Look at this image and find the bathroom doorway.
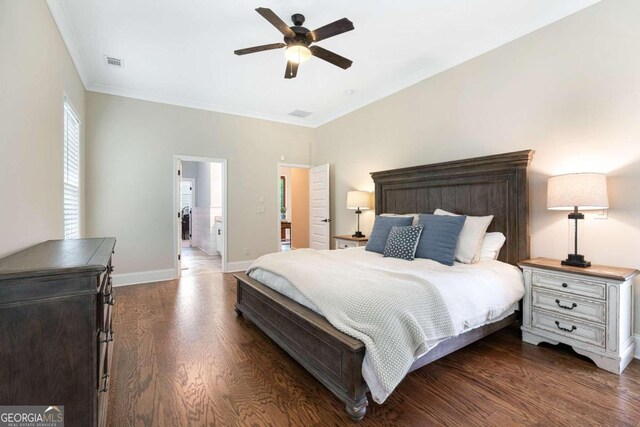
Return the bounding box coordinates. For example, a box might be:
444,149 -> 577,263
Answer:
174,155 -> 227,277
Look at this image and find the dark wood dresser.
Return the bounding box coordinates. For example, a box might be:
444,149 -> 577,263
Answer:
0,238 -> 116,427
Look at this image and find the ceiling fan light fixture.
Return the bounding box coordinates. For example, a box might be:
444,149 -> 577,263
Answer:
285,44 -> 312,64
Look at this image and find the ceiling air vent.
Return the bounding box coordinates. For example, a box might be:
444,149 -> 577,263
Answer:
288,110 -> 312,118
104,56 -> 124,68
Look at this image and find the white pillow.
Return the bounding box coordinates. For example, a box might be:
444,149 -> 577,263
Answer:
434,209 -> 493,264
380,213 -> 419,226
479,232 -> 506,261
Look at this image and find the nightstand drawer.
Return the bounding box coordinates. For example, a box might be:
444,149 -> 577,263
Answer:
532,272 -> 606,300
334,236 -> 368,249
532,288 -> 606,324
532,309 -> 605,348
337,241 -> 358,249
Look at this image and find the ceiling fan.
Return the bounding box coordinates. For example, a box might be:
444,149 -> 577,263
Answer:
234,8 -> 354,79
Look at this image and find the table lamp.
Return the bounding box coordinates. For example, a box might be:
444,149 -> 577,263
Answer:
547,173 -> 608,267
347,191 -> 371,238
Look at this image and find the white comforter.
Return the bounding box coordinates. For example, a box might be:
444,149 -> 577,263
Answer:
248,247 -> 524,402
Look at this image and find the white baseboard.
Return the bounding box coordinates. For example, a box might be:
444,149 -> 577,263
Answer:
112,269 -> 175,287
225,260 -> 255,272
635,335 -> 640,359
112,260 -> 254,285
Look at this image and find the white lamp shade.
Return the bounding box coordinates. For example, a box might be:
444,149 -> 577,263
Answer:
347,191 -> 371,210
547,173 -> 609,210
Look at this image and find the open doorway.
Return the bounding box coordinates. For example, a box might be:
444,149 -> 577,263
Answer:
278,164 -> 311,251
175,156 -> 227,277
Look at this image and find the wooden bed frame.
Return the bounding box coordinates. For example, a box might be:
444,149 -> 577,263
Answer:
235,150 -> 534,421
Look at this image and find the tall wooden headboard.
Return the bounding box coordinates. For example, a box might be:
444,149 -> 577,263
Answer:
370,150 -> 534,266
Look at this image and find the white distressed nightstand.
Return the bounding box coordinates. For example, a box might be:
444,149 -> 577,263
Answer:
334,235 -> 368,249
520,257 -> 638,374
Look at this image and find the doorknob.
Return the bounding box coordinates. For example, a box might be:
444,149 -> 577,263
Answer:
321,218 -> 331,223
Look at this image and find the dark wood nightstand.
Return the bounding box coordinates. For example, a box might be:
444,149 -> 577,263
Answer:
519,257 -> 638,374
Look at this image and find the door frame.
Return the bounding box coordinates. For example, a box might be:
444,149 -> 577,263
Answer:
277,163 -> 311,251
180,177 -> 196,247
174,155 -> 228,276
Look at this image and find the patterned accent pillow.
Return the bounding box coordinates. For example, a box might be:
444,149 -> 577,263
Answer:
383,225 -> 424,261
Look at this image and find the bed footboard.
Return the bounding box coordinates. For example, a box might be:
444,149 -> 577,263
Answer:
234,273 -> 369,421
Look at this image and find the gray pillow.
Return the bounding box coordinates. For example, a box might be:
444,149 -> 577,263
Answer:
365,215 -> 414,254
383,225 -> 424,261
415,214 -> 466,266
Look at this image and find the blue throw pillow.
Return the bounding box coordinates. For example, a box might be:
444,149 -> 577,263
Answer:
415,214 -> 466,266
383,225 -> 424,261
366,216 -> 414,254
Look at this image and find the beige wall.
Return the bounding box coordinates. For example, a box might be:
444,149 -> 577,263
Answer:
4,0 -> 640,333
313,0 -> 640,329
291,168 -> 310,249
0,0 -> 86,258
85,92 -> 313,274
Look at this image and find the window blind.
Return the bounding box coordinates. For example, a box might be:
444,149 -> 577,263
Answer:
63,99 -> 81,239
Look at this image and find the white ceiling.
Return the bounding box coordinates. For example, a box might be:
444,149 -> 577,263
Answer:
47,0 -> 600,127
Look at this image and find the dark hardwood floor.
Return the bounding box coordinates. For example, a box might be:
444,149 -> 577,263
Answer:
108,273 -> 640,426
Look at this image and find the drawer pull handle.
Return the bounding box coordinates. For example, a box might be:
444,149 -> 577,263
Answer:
555,321 -> 577,333
100,332 -> 114,343
555,299 -> 577,310
99,377 -> 109,393
102,293 -> 115,305
561,283 -> 568,288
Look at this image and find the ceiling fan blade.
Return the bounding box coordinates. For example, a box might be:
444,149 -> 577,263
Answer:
255,7 -> 296,38
307,18 -> 354,42
234,43 -> 285,55
284,61 -> 299,79
310,46 -> 352,70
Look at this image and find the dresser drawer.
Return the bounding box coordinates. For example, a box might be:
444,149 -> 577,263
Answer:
532,288 -> 606,324
532,309 -> 605,348
532,272 -> 606,300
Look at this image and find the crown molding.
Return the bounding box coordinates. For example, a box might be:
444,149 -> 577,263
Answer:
46,0 -> 90,89
87,83 -> 315,128
45,0 -> 509,129
47,0 -> 601,129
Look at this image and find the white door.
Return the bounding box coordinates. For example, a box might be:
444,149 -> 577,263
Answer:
310,164 -> 330,250
176,160 -> 183,278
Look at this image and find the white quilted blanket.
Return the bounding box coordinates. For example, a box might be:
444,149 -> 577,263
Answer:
247,249 -> 456,403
